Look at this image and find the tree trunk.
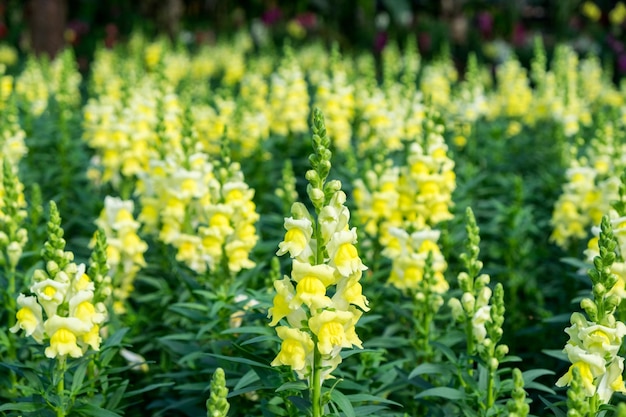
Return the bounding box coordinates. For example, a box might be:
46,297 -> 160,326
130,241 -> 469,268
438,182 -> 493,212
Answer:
26,0 -> 67,59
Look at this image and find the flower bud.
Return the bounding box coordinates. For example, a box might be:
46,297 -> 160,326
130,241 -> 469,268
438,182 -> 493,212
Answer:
457,272 -> 469,289
477,286 -> 492,307
593,283 -> 606,298
448,298 -> 464,321
496,344 -> 509,358
16,228 -> 28,244
488,357 -> 499,371
307,186 -> 325,205
430,294 -> 444,312
476,273 -> 490,288
56,270 -> 70,283
0,231 -> 8,246
580,298 -> 597,319
33,269 -> 48,282
461,292 -> 475,313
325,180 -> 342,193
7,241 -> 22,268
305,169 -> 318,183
47,260 -> 59,276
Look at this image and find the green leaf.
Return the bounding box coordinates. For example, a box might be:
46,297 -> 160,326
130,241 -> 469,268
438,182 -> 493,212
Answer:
0,403 -> 46,412
542,349 -> 567,362
276,381 -> 308,392
221,326 -> 274,335
71,361 -> 89,396
415,387 -> 466,400
124,382 -> 174,398
408,363 -> 453,379
522,368 -> 555,383
105,380 -> 129,410
330,389 -> 356,417
234,369 -> 260,391
345,393 -> 402,407
74,402 -> 123,417
202,353 -> 272,369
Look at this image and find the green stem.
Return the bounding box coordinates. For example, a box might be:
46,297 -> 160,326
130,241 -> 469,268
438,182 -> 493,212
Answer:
311,346 -> 322,417
56,357 -> 67,417
7,266 -> 16,329
486,368 -> 495,411
465,318 -> 475,376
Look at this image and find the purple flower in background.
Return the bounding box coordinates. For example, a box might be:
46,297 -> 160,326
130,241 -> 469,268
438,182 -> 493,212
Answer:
618,53 -> 626,73
374,31 -> 388,54
295,12 -> 317,30
262,6 -> 282,26
418,32 -> 431,53
512,22 -> 526,47
477,11 -> 493,38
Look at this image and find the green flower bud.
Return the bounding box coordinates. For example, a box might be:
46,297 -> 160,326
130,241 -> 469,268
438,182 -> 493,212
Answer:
477,286 -> 492,307
207,367 -> 230,417
47,260 -> 59,276
495,344 -> 509,358
448,298 -> 464,321
488,357 -> 499,371
580,298 -> 597,320
307,185 -> 325,206
461,292 -> 475,313
6,241 -> 21,268
33,269 -> 48,282
475,273 -> 490,288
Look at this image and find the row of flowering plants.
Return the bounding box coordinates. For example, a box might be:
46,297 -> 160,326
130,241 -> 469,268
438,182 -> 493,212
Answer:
2,31 -> 626,416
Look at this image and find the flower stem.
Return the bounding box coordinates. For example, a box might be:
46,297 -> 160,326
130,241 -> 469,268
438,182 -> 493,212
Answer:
486,368 -> 495,410
311,346 -> 322,417
56,357 -> 67,417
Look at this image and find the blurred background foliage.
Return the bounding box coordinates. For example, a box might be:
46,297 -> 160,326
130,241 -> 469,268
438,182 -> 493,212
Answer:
2,0 -> 626,81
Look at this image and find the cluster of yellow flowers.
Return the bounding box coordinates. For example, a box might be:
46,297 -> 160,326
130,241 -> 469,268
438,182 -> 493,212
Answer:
312,52 -> 354,151
94,196 -> 148,314
137,150 -> 259,276
0,74 -> 27,164
11,202 -> 108,359
269,109 -> 368,385
354,111 -> 455,293
550,124 -> 624,249
268,49 -> 310,137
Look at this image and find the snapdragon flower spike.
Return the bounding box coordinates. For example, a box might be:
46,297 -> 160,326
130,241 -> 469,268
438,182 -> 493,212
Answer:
556,216 -> 626,406
94,196 -> 146,313
269,108 -> 369,388
0,158 -> 28,270
10,201 -> 108,359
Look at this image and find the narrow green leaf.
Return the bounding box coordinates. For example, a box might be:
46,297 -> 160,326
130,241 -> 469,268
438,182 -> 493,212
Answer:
330,389 -> 356,417
345,393 -> 402,407
276,381 -> 308,392
202,353 -> 272,369
0,403 -> 45,412
415,387 -> 466,400
71,361 -> 89,396
234,369 -> 260,391
522,368 -> 555,383
105,380 -> 129,410
74,402 -> 123,417
408,363 -> 452,379
124,382 -> 174,398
